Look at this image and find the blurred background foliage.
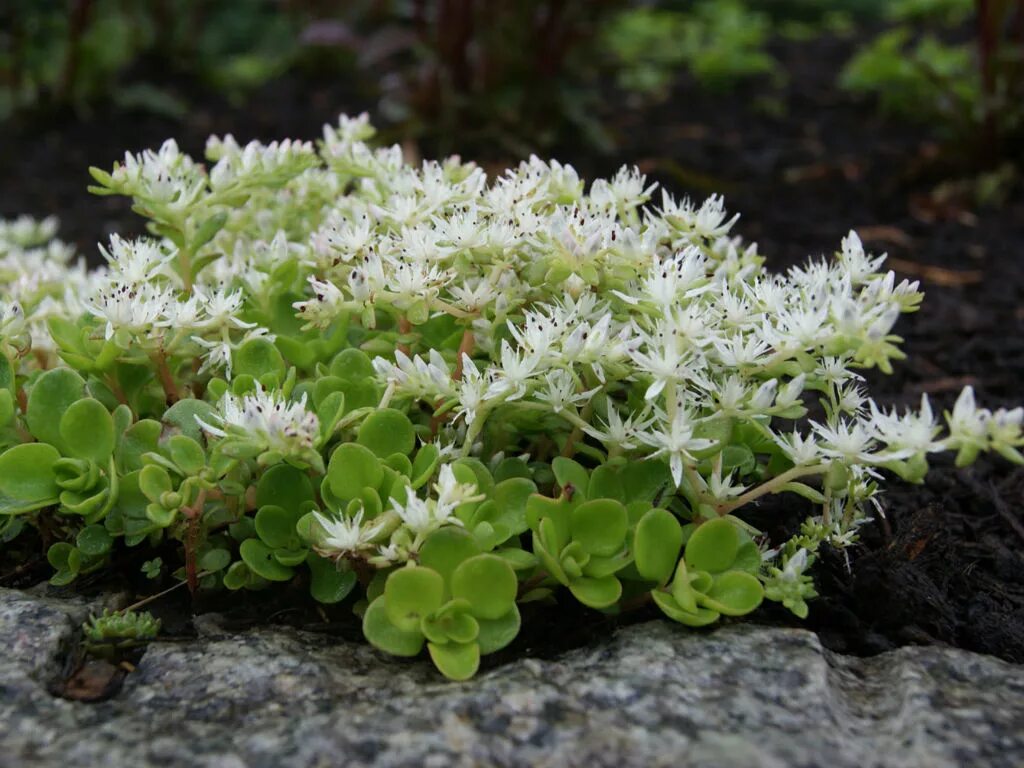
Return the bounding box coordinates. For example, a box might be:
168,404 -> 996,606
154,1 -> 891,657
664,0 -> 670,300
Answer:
0,0 -> 1021,167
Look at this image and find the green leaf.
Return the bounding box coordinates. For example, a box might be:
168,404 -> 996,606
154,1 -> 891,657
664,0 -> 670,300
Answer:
0,390 -> 14,427
327,443 -> 383,500
588,465 -> 624,502
525,494 -> 571,544
428,641 -> 480,681
26,368 -> 86,452
254,505 -> 300,550
633,508 -> 683,584
167,435 -> 206,476
47,542 -> 82,585
670,558 -> 712,614
552,456 -> 589,500
307,553 -> 357,604
410,443 -> 441,489
451,458 -> 495,499
162,399 -> 217,443
620,460 -> 672,504
651,590 -> 721,627
239,538 -> 295,581
418,526 -> 481,587
330,348 -> 376,382
138,465 -> 173,503
255,463 -> 315,510
568,575 -> 622,609
570,499 -> 628,556
385,566 -> 445,632
357,409 -> 415,458
684,517 -> 740,573
732,541 -> 762,574
363,597 -> 425,657
222,561 -> 251,590
233,337 -> 286,383
698,571 -> 764,616
384,452 -> 413,477
0,443 -> 61,511
450,554 -> 518,620
193,211 -> 228,251
491,477 -> 536,539
476,605 -> 521,654
76,524 -> 113,556
493,457 -> 531,482
198,548 -> 231,572
118,420 -> 161,472
421,600 -> 479,644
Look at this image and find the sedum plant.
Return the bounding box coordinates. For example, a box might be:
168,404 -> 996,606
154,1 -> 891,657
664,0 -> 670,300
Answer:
0,114 -> 1021,679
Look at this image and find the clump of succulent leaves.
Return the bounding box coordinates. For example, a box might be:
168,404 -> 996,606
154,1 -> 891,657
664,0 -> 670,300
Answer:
0,115 -> 1021,680
81,609 -> 161,661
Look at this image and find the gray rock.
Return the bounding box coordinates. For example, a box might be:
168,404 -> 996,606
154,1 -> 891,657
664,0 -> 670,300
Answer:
1,586 -> 1022,768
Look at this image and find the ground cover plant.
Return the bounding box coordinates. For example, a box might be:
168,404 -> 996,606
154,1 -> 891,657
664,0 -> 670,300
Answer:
0,114 -> 1021,680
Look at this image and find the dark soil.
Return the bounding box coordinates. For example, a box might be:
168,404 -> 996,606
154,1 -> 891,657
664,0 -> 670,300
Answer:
2,28 -> 1023,665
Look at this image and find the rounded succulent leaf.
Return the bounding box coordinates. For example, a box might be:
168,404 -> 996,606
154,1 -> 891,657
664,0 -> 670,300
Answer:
59,398 -> 115,464
254,505 -> 300,550
307,553 -> 357,604
233,337 -> 286,382
357,409 -> 415,458
197,548 -> 231,572
568,575 -> 622,609
476,605 -> 522,655
327,443 -> 383,500
162,399 -> 217,443
587,465 -> 624,502
684,517 -> 740,573
26,368 -> 85,452
254,463 -> 315,510
76,524 -> 113,556
427,641 -> 480,681
651,590 -> 721,627
385,566 -> 445,632
167,435 -> 206,476
239,538 -> 295,582
363,596 -> 425,656
698,571 -> 765,616
419,527 -> 481,587
491,477 -> 536,539
0,443 -> 61,509
570,499 -> 628,557
552,456 -> 589,500
410,443 -> 441,489
138,465 -> 173,504
450,554 -> 518,620
421,601 -> 480,645
633,508 -> 683,584
330,348 -> 376,382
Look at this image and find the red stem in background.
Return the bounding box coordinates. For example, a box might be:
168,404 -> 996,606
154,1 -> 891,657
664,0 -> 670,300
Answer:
975,0 -> 999,159
59,0 -> 96,103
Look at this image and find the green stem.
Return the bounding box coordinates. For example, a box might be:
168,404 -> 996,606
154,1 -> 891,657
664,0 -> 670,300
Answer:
716,464 -> 827,515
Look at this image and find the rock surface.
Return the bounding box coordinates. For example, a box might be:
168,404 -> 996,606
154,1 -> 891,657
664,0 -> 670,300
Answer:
1,587 -> 1023,768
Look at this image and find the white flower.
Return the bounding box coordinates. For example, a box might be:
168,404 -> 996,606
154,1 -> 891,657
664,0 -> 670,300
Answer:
87,281 -> 174,340
534,369 -> 599,414
639,409 -> 715,486
313,510 -> 387,555
868,395 -> 942,458
487,340 -> 543,401
391,483 -> 464,537
433,464 -> 482,514
776,431 -> 821,466
583,407 -> 652,451
196,385 -> 320,457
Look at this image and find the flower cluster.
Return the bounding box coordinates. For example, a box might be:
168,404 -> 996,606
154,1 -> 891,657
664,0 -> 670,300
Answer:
0,114 -> 1018,680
